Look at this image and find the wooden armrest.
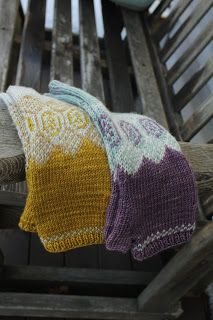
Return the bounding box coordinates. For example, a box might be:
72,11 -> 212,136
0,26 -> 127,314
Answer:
0,97 -> 213,194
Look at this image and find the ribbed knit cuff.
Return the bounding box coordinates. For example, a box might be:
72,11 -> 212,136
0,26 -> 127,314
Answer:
38,227 -> 104,253
131,223 -> 196,261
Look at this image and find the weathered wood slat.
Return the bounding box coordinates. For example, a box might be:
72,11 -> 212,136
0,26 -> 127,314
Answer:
45,0 -> 73,269
0,0 -> 19,91
160,0 -> 212,62
29,234 -> 64,267
79,0 -> 105,102
138,222 -> 213,313
1,264 -> 157,287
192,269 -> 213,296
167,21 -> 213,85
50,0 -> 73,85
0,206 -> 21,229
0,229 -> 29,265
151,0 -> 172,17
16,0 -> 46,89
151,0 -> 193,41
180,142 -> 213,175
181,95 -> 213,141
123,9 -> 168,128
174,57 -> 213,111
0,95 -> 25,190
12,0 -> 47,267
102,0 -> 134,112
1,127 -> 212,193
0,292 -> 170,319
180,143 -> 213,219
0,0 -> 46,186
202,193 -> 213,218
3,0 -> 45,193
0,191 -> 26,207
143,16 -> 183,139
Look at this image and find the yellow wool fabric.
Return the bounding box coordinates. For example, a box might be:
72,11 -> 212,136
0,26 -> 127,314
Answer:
4,87 -> 111,252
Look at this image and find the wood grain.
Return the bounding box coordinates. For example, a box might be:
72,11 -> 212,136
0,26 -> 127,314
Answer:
167,21 -> 213,85
160,0 -> 212,62
138,222 -> 213,312
1,264 -> 157,287
0,292 -> 170,319
50,0 -> 73,85
151,0 -> 193,41
79,0 -> 105,103
123,9 -> 168,128
16,0 -> 46,89
102,0 -> 134,112
0,0 -> 19,91
1,94 -> 213,191
174,57 -> 213,111
181,95 -> 213,141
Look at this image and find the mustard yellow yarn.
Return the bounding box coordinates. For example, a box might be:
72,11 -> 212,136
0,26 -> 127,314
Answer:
4,88 -> 111,253
20,140 -> 110,252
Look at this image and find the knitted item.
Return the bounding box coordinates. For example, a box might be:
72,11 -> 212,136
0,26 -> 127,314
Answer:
49,80 -> 198,261
0,86 -> 111,252
110,0 -> 154,11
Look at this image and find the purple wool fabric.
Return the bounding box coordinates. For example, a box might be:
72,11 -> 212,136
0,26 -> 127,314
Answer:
105,147 -> 197,260
48,80 -> 198,261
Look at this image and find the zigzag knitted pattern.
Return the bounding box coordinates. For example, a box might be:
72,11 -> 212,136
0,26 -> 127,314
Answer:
1,86 -> 111,252
49,80 -> 198,261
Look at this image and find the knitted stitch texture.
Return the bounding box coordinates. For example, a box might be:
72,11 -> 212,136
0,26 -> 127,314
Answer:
49,80 -> 198,261
0,86 -> 111,252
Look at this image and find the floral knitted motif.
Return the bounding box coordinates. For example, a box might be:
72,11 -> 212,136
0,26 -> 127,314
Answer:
1,82 -> 198,261
0,86 -> 111,252
49,80 -> 198,260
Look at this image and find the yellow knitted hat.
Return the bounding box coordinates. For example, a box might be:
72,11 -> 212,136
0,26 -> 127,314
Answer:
2,86 -> 111,252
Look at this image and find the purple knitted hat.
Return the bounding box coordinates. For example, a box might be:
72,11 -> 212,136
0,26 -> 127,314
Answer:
48,80 -> 198,261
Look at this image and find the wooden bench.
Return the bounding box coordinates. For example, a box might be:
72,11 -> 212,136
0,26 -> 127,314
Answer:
0,0 -> 212,318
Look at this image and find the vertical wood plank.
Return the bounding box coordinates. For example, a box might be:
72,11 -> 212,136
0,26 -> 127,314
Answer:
0,0 -> 19,91
51,0 -> 73,85
65,246 -> 100,269
79,0 -> 105,102
27,0 -> 64,268
64,0 -> 102,269
14,0 -> 64,267
64,0 -> 104,269
16,0 -> 46,89
123,9 -> 168,128
0,229 -> 29,265
102,0 -> 134,112
143,15 -> 183,139
30,234 -> 64,267
0,0 -> 46,267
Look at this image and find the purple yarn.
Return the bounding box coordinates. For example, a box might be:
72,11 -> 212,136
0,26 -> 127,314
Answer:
48,80 -> 198,261
105,147 -> 197,261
